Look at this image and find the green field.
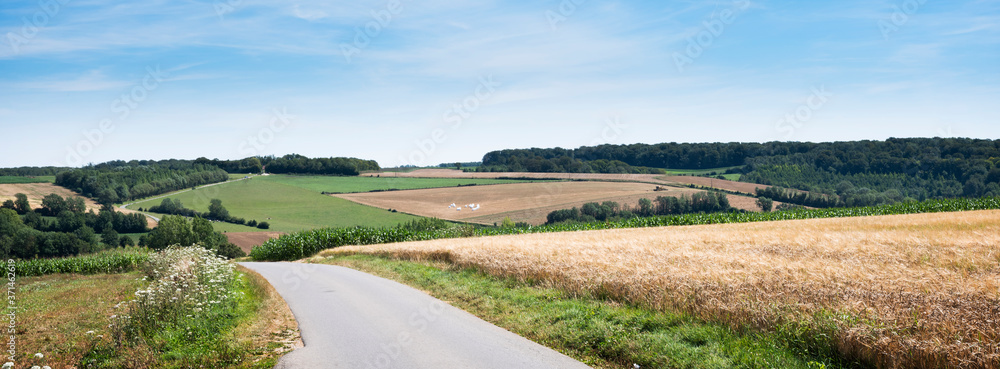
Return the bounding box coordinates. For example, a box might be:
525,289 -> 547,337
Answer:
266,175 -> 532,193
0,175 -> 52,184
127,176 -> 427,232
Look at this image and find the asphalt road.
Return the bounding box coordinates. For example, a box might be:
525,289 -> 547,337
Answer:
241,262 -> 592,369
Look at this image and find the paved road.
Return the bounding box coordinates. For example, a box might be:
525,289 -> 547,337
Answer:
241,262 -> 592,369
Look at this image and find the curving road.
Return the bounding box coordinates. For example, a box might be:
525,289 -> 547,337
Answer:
240,262 -> 592,369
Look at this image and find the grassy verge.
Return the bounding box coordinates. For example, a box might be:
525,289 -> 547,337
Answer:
313,254 -> 839,369
13,272 -> 148,368
81,247 -> 297,368
13,247 -> 298,368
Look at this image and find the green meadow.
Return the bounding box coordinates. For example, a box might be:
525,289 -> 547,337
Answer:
128,176 -> 422,232
125,175 -> 531,233
0,175 -> 53,184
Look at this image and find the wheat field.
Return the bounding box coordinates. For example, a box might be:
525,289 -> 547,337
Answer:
325,210 -> 1000,368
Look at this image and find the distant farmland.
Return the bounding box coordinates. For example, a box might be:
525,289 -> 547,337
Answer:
335,181 -> 766,225
270,175 -> 536,193
124,175 -> 533,232
0,175 -> 51,184
330,209 -> 1000,369
364,168 -> 766,195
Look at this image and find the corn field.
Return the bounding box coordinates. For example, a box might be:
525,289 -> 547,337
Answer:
3,248 -> 151,276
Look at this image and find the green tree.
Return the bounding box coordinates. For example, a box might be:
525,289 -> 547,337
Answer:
67,197 -> 87,213
757,197 -> 774,212
14,193 -> 30,214
256,221 -> 270,230
147,215 -> 195,250
41,193 -> 67,216
208,199 -> 230,221
637,198 -> 654,216
101,227 -> 120,247
0,208 -> 24,237
0,200 -> 14,211
119,236 -> 135,247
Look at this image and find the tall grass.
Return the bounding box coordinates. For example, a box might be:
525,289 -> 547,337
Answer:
251,196 -> 1000,261
2,248 -> 151,276
84,246 -> 248,368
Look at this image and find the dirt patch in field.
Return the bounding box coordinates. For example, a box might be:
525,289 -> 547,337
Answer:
659,175 -> 770,194
336,181 -> 764,225
0,183 -> 103,212
226,232 -> 286,254
365,169 -> 781,196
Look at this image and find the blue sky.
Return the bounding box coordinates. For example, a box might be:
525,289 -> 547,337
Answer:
1,0 -> 998,168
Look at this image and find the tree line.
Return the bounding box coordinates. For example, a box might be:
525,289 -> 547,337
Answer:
481,138 -> 1000,203
546,192 -> 733,224
145,198 -> 269,229
257,154 -> 380,176
55,161 -> 229,205
0,193 -> 150,259
140,215 -> 245,259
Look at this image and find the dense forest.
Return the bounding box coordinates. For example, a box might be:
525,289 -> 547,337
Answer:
0,193 -> 148,259
258,154 -> 380,175
55,161 -> 230,205
481,138 -> 1000,203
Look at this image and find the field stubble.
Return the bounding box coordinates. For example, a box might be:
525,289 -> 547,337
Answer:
328,210 -> 1000,368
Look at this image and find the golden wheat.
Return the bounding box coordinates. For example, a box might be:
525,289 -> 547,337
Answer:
325,210 -> 1000,368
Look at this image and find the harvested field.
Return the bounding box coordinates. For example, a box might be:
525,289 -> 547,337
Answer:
366,169 -> 779,196
226,232 -> 286,254
0,182 -> 155,227
327,210 -> 1000,368
660,175 -> 769,194
335,181 -> 764,225
0,182 -> 103,212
